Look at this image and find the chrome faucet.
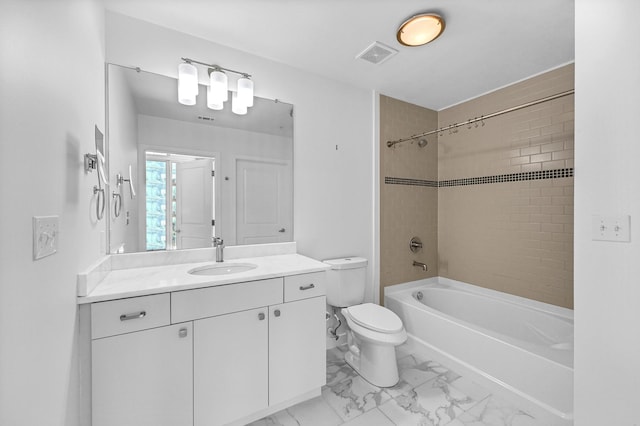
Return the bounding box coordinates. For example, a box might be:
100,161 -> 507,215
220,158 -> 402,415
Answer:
212,237 -> 224,262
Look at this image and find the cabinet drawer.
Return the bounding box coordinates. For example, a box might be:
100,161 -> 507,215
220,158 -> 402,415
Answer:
91,294 -> 170,339
284,272 -> 326,302
172,278 -> 283,323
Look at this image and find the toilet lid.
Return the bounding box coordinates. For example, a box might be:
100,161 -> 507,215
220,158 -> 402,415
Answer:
346,303 -> 403,334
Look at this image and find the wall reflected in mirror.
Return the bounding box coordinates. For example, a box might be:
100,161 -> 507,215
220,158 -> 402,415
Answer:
107,64 -> 293,254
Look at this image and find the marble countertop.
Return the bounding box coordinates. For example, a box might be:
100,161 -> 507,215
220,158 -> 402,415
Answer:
78,253 -> 329,304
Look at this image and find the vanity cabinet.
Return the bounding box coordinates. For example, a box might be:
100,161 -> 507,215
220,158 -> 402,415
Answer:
194,307 -> 269,426
269,295 -> 326,405
88,271 -> 326,426
92,322 -> 193,426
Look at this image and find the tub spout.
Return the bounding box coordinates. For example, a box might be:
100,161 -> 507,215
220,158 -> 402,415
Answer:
413,261 -> 428,272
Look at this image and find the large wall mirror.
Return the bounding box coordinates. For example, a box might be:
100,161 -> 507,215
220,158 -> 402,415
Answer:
106,64 -> 294,254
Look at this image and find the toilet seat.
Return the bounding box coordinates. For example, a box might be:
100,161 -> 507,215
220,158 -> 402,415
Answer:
344,303 -> 403,334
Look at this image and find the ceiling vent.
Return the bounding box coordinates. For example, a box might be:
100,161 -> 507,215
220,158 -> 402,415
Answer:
355,41 -> 398,65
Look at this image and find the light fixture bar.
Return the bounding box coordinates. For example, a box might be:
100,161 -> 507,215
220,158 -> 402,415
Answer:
181,57 -> 251,78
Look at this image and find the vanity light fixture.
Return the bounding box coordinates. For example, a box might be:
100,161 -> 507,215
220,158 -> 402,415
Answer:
206,85 -> 224,110
231,91 -> 247,115
177,61 -> 198,105
208,67 -> 228,105
396,13 -> 445,47
237,75 -> 254,107
178,57 -> 254,115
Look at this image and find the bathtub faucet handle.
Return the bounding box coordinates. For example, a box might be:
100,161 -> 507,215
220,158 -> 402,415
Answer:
413,261 -> 428,272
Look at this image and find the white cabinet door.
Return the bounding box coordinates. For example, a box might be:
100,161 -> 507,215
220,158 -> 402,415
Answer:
92,323 -> 193,426
269,296 -> 326,406
194,307 -> 269,426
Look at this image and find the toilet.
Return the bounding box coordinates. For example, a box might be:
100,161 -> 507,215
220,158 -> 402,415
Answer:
324,257 -> 407,387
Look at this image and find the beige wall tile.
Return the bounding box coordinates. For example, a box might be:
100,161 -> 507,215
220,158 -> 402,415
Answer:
380,65 -> 574,309
380,96 -> 439,302
438,65 -> 574,308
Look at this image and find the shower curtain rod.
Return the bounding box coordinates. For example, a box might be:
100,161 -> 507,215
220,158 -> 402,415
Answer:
386,89 -> 575,148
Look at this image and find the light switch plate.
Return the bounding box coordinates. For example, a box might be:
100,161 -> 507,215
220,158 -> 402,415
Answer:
592,215 -> 631,242
33,216 -> 59,260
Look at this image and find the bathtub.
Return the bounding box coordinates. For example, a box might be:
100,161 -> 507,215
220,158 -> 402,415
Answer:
385,277 -> 573,425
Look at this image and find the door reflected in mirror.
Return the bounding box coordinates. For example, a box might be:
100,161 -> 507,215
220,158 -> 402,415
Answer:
145,152 -> 216,251
107,64 -> 293,254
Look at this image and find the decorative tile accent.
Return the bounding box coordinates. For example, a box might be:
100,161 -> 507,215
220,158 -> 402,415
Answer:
385,177 -> 439,187
438,168 -> 574,188
385,168 -> 573,189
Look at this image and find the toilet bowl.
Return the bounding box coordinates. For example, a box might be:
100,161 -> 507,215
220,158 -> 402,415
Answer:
323,257 -> 407,387
341,303 -> 407,387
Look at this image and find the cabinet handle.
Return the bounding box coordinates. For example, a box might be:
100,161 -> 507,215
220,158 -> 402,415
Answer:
299,283 -> 315,291
274,309 -> 281,317
178,327 -> 188,338
258,312 -> 265,321
119,311 -> 146,321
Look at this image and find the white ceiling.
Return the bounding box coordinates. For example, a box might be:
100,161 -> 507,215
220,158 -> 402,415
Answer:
104,0 -> 574,111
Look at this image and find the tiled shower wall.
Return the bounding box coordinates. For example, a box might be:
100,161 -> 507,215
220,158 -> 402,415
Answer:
380,64 -> 574,308
380,95 -> 439,303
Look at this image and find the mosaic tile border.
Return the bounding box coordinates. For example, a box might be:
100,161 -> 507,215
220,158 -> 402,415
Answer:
384,177 -> 438,187
385,168 -> 573,188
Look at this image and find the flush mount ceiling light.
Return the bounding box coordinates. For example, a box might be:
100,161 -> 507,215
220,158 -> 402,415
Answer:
177,57 -> 254,115
397,13 -> 445,47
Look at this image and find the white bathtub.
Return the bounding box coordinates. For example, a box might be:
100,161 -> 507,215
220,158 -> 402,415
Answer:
385,277 -> 573,425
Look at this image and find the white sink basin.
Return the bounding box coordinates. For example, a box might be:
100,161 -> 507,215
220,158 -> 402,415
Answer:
188,263 -> 257,276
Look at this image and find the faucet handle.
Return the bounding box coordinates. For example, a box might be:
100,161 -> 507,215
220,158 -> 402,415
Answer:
212,237 -> 224,247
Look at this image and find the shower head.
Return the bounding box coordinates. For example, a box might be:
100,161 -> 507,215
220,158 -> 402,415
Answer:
417,138 -> 428,148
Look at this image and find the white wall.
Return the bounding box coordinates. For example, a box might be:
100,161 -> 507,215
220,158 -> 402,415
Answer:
0,1 -> 105,426
574,1 -> 640,424
105,12 -> 377,300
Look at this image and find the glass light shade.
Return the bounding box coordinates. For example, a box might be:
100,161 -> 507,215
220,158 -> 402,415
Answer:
206,86 -> 224,110
397,14 -> 445,47
237,77 -> 254,107
178,62 -> 198,105
232,92 -> 247,115
178,85 -> 197,105
209,69 -> 228,105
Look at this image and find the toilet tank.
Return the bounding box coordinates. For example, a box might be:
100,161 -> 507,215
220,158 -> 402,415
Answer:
323,257 -> 368,307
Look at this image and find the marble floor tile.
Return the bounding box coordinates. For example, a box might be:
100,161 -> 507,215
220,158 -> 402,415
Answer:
247,395 -> 342,426
395,342 -> 414,360
322,373 -> 391,422
386,354 -> 451,399
379,374 -> 488,426
325,348 -> 355,387
254,348 -> 555,426
247,409 -> 301,426
341,408 -> 395,426
445,395 -> 549,426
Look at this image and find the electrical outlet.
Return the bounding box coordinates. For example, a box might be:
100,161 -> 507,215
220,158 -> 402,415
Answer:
33,216 -> 59,260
